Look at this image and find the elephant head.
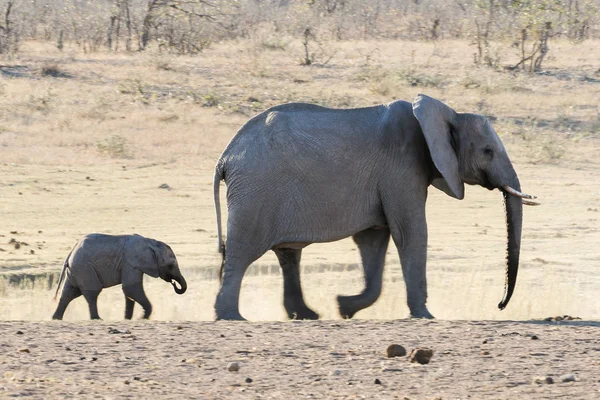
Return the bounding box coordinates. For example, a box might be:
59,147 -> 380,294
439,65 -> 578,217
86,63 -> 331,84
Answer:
130,237 -> 187,295
413,94 -> 538,310
154,241 -> 187,295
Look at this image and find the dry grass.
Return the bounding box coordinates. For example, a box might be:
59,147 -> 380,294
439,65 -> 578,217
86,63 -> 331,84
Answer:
0,39 -> 599,321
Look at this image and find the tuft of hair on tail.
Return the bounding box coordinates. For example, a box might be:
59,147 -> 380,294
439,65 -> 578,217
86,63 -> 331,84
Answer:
219,243 -> 226,282
214,162 -> 226,282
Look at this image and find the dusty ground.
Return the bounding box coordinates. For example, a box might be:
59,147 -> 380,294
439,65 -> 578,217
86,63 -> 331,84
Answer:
0,39 -> 599,398
1,320 -> 599,399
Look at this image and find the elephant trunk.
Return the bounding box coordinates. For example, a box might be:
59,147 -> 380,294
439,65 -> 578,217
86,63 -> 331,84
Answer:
171,274 -> 187,295
497,178 -> 523,310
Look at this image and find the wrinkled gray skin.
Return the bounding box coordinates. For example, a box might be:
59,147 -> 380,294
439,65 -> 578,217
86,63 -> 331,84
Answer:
52,234 -> 187,320
213,94 -> 530,321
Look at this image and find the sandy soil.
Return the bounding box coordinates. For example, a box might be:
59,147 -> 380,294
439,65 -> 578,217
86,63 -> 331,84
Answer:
1,319 -> 599,399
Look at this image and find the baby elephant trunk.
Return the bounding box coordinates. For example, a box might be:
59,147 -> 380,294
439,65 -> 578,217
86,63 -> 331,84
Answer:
171,274 -> 187,294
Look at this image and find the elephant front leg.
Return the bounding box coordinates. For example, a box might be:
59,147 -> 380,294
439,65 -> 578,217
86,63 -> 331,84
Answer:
392,214 -> 434,319
274,248 -> 319,320
122,283 -> 152,319
124,296 -> 135,319
337,227 -> 390,319
82,290 -> 102,320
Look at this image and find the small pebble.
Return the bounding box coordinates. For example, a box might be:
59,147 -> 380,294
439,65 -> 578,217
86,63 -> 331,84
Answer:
374,378 -> 382,385
16,331 -> 23,335
245,377 -> 252,383
18,348 -> 30,353
532,376 -> 554,385
331,369 -> 342,376
560,374 -> 576,382
227,362 -> 240,372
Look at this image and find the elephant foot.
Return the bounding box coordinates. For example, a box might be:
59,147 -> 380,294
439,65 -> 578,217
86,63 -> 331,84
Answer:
51,315 -> 63,320
337,295 -> 360,319
286,307 -> 319,320
409,308 -> 435,319
215,310 -> 247,321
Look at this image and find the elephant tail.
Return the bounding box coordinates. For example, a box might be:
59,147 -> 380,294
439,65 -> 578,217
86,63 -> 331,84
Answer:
53,248 -> 73,301
214,163 -> 226,281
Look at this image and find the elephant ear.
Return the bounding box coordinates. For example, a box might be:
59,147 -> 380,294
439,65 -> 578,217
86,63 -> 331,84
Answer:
125,236 -> 160,278
412,94 -> 465,200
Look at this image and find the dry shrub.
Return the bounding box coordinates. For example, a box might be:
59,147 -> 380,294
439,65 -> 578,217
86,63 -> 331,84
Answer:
96,135 -> 130,159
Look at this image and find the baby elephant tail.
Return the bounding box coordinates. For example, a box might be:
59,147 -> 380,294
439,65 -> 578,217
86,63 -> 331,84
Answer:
53,248 -> 73,301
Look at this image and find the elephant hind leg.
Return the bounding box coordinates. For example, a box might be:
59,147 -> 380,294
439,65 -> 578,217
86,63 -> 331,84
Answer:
274,248 -> 319,320
337,227 -> 390,319
214,257 -> 251,321
215,240 -> 271,320
52,280 -> 82,320
82,290 -> 102,320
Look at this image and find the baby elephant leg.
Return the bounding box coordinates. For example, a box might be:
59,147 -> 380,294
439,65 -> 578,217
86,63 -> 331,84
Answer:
122,283 -> 152,319
52,280 -> 82,320
124,296 -> 135,320
82,290 -> 102,320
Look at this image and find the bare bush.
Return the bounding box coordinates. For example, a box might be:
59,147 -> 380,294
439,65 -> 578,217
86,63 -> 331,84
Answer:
0,0 -> 19,54
0,0 -> 599,65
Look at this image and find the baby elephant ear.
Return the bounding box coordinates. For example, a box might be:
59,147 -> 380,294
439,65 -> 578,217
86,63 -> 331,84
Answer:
125,236 -> 160,278
413,94 -> 464,200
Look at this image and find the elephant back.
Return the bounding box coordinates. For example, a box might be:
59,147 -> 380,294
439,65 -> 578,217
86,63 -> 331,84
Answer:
67,234 -> 127,290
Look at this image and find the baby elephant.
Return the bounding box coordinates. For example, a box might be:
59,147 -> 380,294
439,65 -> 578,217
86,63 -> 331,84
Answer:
52,233 -> 187,320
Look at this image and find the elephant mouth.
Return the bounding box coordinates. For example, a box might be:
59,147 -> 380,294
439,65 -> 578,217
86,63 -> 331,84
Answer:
501,185 -> 540,206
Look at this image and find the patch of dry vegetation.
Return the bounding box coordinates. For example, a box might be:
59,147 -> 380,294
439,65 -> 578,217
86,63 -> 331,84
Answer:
0,38 -> 598,167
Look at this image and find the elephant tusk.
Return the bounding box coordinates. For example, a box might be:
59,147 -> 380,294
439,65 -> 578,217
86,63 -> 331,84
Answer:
522,199 -> 540,206
502,185 -> 537,200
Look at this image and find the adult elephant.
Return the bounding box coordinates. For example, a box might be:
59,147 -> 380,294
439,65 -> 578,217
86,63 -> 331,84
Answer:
213,94 -> 538,321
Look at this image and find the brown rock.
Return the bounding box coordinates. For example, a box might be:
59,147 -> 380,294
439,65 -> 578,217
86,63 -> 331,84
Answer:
409,348 -> 433,364
386,344 -> 407,358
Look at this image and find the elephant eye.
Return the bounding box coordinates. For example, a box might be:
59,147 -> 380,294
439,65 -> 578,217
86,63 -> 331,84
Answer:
483,147 -> 494,158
